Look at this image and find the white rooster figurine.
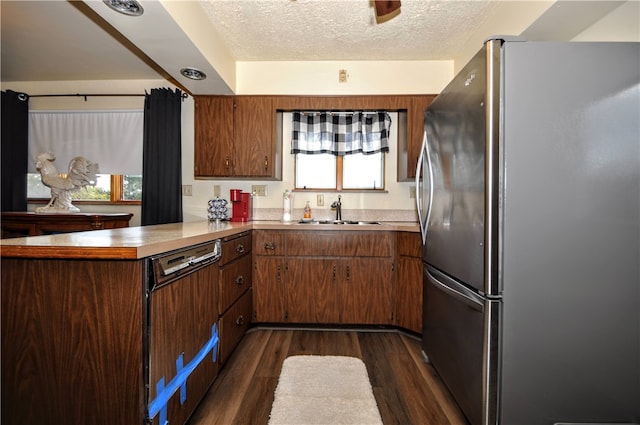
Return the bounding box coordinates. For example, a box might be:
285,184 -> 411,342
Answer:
35,152 -> 100,213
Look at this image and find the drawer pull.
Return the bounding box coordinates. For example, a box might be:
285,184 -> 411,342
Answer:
264,242 -> 277,250
236,315 -> 244,326
264,155 -> 269,170
235,275 -> 244,285
236,244 -> 245,253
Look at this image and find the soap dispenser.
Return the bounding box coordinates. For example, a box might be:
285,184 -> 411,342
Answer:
303,201 -> 312,219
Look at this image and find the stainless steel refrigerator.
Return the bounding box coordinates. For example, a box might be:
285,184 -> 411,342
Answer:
416,37 -> 640,425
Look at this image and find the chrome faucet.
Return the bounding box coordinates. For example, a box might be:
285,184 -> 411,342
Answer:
331,195 -> 342,221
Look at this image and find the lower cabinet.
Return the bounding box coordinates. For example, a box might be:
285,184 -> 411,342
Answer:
218,232 -> 252,365
395,231 -> 423,333
253,230 -> 395,325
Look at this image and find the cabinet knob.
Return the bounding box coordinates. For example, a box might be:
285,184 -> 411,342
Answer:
235,275 -> 244,285
264,242 -> 277,250
264,155 -> 269,171
225,156 -> 231,170
235,315 -> 244,326
236,244 -> 245,253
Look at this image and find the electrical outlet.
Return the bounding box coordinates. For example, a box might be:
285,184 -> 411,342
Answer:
317,194 -> 324,206
409,186 -> 416,199
213,185 -> 221,197
182,184 -> 193,196
252,185 -> 267,197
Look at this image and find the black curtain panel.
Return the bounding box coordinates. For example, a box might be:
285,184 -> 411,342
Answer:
1,90 -> 29,212
141,88 -> 183,225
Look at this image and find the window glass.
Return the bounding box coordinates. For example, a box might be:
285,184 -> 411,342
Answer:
343,152 -> 384,189
295,153 -> 336,189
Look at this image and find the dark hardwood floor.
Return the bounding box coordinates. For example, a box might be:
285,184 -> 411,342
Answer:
187,327 -> 469,425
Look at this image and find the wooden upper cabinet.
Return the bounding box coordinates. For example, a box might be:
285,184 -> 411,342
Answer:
398,95 -> 437,181
194,94 -> 434,180
234,96 -> 276,178
194,95 -> 280,179
194,96 -> 235,177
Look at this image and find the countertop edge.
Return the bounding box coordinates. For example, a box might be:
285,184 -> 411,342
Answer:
1,220 -> 419,259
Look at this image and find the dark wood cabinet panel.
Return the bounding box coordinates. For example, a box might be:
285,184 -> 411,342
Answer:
286,230 -> 394,257
396,232 -> 423,333
234,96 -> 276,177
149,264 -> 219,425
253,229 -> 285,256
194,96 -> 235,177
287,258 -> 341,323
194,96 -> 279,179
253,256 -> 287,322
404,95 -> 437,180
1,258 -> 145,425
252,230 -> 397,326
342,258 -> 394,324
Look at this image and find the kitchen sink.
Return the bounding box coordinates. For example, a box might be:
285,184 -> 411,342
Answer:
299,220 -> 381,225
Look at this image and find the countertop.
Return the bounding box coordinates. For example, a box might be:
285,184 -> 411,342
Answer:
0,220 -> 419,260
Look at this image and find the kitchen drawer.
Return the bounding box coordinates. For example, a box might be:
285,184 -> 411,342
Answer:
253,230 -> 285,256
218,288 -> 252,365
397,231 -> 421,258
219,232 -> 251,266
219,254 -> 252,315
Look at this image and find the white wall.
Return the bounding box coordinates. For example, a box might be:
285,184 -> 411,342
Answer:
572,1 -> 640,41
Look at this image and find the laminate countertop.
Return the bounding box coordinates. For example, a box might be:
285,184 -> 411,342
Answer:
0,220 -> 419,260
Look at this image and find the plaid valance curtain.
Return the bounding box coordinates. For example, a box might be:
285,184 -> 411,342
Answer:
291,111 -> 391,156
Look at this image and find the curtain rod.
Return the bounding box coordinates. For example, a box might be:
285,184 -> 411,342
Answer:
27,92 -> 189,101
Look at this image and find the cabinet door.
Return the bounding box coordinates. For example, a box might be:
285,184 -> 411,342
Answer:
396,257 -> 423,333
396,232 -> 423,333
194,96 -> 235,177
253,257 -> 287,322
400,95 -> 436,181
287,258 -> 341,323
341,258 -> 394,325
234,96 -> 275,177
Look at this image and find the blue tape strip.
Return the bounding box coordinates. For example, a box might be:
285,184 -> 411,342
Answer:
156,378 -> 167,425
176,353 -> 186,405
148,324 -> 219,420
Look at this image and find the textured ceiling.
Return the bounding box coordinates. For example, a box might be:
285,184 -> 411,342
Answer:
199,0 -> 503,61
0,0 -> 632,94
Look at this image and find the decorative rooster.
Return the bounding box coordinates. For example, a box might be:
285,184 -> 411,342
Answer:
35,152 -> 100,213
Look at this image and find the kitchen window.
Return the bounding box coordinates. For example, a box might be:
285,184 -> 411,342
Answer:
27,110 -> 143,204
291,111 -> 391,190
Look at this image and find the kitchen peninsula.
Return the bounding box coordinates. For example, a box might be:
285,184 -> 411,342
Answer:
1,220 -> 420,425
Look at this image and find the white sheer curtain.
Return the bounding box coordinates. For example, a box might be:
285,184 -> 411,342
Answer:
28,110 -> 143,174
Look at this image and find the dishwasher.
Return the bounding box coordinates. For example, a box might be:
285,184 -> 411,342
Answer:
145,239 -> 221,425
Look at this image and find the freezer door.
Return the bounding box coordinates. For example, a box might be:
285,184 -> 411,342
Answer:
422,45 -> 489,294
422,265 -> 500,425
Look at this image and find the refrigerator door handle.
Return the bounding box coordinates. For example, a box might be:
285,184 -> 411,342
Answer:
416,130 -> 434,245
427,266 -> 484,311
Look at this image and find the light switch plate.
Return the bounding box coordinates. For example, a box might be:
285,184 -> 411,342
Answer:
182,185 -> 193,196
409,186 -> 416,199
